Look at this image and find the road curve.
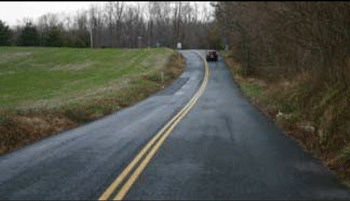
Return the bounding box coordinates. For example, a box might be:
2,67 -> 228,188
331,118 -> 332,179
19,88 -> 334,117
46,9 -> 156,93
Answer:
0,50 -> 204,200
1,50 -> 350,200
122,51 -> 350,200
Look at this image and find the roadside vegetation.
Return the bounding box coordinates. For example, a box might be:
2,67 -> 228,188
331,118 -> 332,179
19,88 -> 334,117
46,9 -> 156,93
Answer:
0,47 -> 185,154
214,2 -> 350,186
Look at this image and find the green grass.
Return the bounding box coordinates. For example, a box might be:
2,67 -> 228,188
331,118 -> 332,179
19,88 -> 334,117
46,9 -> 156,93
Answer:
240,82 -> 262,98
0,47 -> 174,110
0,47 -> 185,155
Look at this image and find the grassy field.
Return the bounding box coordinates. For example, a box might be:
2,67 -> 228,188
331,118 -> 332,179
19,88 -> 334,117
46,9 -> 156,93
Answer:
0,47 -> 185,154
0,47 -> 175,110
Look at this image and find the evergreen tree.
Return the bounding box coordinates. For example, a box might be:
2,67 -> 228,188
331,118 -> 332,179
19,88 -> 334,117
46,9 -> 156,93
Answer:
17,22 -> 39,46
0,20 -> 11,46
47,25 -> 63,47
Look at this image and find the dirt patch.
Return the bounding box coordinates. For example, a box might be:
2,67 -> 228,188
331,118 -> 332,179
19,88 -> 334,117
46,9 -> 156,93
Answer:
50,62 -> 96,71
0,52 -> 34,63
0,71 -> 15,76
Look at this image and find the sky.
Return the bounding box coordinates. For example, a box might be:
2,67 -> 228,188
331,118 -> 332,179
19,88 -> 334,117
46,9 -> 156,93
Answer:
0,2 -> 106,28
0,2 -> 213,28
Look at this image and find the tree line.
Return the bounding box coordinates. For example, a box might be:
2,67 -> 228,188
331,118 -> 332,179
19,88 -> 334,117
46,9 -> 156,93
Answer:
0,2 -> 219,49
213,2 -> 350,84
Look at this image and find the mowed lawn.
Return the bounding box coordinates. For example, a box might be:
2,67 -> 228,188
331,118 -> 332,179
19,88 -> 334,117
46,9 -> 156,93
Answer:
0,47 -> 174,111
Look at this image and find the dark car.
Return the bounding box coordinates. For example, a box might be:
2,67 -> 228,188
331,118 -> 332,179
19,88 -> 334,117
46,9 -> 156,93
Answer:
206,50 -> 218,62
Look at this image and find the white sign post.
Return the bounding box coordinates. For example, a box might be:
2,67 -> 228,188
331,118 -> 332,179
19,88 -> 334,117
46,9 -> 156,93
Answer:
177,42 -> 182,49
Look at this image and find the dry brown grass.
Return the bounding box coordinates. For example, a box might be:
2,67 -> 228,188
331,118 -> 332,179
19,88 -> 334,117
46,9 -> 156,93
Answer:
49,62 -> 97,71
223,53 -> 350,186
0,111 -> 77,154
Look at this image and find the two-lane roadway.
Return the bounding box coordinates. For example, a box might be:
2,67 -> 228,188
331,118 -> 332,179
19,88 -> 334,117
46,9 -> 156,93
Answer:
0,50 -> 349,200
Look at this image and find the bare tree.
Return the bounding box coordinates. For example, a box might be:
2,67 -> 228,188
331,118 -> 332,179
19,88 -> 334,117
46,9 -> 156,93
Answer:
104,2 -> 115,47
17,1 -> 214,49
113,1 -> 125,47
172,2 -> 181,48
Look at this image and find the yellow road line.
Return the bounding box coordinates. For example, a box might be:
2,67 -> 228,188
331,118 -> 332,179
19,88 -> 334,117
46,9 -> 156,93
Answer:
98,85 -> 200,200
98,95 -> 198,200
98,51 -> 209,200
114,93 -> 200,200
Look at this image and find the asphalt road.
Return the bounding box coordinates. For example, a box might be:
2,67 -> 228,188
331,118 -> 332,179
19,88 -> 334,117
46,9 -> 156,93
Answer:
124,51 -> 350,200
1,50 -> 350,200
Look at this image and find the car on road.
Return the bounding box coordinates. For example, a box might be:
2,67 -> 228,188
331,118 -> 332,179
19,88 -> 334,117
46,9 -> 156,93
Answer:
206,50 -> 218,62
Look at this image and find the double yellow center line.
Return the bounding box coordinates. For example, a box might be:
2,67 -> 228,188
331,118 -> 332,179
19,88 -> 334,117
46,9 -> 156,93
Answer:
98,51 -> 210,200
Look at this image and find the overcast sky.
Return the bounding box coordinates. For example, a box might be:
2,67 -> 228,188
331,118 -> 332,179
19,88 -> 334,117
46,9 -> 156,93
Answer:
0,1 -> 213,28
0,2 -> 105,28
